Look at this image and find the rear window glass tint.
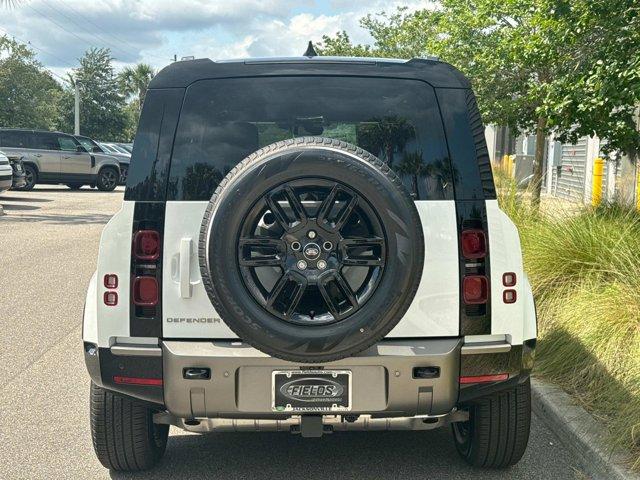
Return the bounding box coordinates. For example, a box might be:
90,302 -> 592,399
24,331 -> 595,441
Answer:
168,76 -> 453,201
0,131 -> 30,148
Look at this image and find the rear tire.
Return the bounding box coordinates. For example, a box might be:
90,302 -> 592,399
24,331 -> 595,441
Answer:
452,378 -> 531,468
96,167 -> 118,191
19,164 -> 37,190
90,382 -> 168,471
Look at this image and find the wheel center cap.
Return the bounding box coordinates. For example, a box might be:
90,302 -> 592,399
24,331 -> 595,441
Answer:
303,243 -> 321,260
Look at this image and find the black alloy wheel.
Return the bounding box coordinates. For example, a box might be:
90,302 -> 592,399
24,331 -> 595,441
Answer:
238,178 -> 386,325
97,167 -> 118,191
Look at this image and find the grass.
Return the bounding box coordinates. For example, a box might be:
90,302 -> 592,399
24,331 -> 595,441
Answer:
494,165 -> 640,468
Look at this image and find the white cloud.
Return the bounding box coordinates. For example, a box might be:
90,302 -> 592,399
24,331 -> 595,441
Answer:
0,0 -> 432,78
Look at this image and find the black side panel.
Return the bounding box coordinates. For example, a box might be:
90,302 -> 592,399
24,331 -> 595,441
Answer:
435,88 -> 496,201
125,88 -> 184,202
465,90 -> 496,199
99,348 -> 164,405
456,200 -> 492,336
129,202 -> 165,337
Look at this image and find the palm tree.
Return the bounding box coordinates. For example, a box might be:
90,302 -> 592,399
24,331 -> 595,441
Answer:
118,63 -> 155,111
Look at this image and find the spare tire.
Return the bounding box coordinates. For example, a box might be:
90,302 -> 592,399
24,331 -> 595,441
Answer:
199,137 -> 424,363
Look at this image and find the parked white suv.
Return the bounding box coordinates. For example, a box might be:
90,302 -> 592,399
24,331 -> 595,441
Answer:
0,150 -> 12,194
83,56 -> 537,472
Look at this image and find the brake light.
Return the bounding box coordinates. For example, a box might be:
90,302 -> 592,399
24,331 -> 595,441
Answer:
133,276 -> 158,306
461,229 -> 486,259
113,376 -> 163,386
133,230 -> 160,260
103,291 -> 118,306
459,373 -> 509,384
463,275 -> 488,304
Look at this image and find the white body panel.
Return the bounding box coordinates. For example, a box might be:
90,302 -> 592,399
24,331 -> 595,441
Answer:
486,200 -> 534,345
92,201 -> 134,347
161,200 -> 460,339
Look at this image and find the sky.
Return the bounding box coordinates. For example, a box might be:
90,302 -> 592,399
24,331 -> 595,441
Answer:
0,0 -> 429,82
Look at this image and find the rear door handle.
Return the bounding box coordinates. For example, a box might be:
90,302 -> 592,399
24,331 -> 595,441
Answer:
179,237 -> 192,298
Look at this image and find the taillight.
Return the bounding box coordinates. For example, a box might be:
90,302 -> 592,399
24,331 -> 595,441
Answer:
104,274 -> 118,289
463,275 -> 488,304
133,276 -> 158,306
103,291 -> 118,306
133,230 -> 160,260
461,229 -> 486,259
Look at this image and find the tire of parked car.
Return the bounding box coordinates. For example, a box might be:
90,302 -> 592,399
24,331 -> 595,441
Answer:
199,137 -> 424,363
67,183 -> 83,190
19,164 -> 37,191
90,382 -> 168,471
96,167 -> 119,192
452,378 -> 532,468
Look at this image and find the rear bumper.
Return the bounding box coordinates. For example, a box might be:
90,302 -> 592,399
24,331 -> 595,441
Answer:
85,337 -> 534,419
162,339 -> 461,418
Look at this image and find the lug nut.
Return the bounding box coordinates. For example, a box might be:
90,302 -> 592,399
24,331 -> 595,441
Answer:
297,260 -> 307,270
322,241 -> 333,251
307,230 -> 317,239
317,260 -> 327,270
291,241 -> 301,251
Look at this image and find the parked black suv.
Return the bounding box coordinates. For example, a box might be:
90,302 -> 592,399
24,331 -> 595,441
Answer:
83,56 -> 537,472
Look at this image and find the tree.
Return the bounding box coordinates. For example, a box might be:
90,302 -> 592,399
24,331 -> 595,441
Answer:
59,48 -> 127,140
118,63 -> 155,112
319,2 -> 640,206
0,35 -> 63,130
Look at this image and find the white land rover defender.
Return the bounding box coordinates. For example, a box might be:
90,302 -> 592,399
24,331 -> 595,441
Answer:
83,55 -> 537,472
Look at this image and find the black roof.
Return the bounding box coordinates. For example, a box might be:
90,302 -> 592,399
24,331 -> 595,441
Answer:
148,56 -> 470,90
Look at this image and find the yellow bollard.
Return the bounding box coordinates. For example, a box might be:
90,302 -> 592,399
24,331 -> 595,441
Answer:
591,157 -> 605,207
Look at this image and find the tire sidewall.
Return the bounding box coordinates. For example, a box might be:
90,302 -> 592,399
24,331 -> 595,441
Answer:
97,167 -> 118,191
201,141 -> 424,362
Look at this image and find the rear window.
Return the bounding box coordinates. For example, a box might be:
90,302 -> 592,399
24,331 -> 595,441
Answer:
0,130 -> 30,148
167,76 -> 453,201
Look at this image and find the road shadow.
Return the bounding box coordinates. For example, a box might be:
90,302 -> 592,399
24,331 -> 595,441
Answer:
34,187 -> 124,194
1,195 -> 52,203
0,212 -> 113,224
0,203 -> 40,211
108,426 -> 573,480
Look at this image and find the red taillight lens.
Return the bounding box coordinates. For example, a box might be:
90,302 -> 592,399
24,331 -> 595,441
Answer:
103,291 -> 118,306
461,229 -> 486,259
459,373 -> 509,384
104,274 -> 118,289
134,230 -> 160,260
463,275 -> 488,304
113,376 -> 163,386
133,276 -> 158,306
503,289 -> 517,304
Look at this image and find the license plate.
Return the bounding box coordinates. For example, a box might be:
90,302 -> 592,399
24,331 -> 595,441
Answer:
272,370 -> 352,413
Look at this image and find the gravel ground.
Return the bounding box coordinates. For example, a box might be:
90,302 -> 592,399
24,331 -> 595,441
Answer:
0,186 -> 588,479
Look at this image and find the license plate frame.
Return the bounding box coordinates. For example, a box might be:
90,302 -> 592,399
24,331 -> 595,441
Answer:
271,370 -> 352,413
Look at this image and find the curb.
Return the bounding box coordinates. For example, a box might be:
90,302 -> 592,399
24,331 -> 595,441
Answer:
531,378 -> 639,480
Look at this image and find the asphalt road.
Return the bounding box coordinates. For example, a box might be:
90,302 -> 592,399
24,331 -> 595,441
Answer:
0,186 -> 588,479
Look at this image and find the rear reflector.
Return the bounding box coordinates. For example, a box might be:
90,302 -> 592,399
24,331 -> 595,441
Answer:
104,274 -> 118,289
463,275 -> 488,304
459,373 -> 509,384
461,229 -> 486,259
133,230 -> 160,261
133,276 -> 158,306
113,376 -> 163,386
503,289 -> 517,304
103,291 -> 118,306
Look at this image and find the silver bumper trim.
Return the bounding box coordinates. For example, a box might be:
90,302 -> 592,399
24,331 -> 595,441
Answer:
110,345 -> 162,357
